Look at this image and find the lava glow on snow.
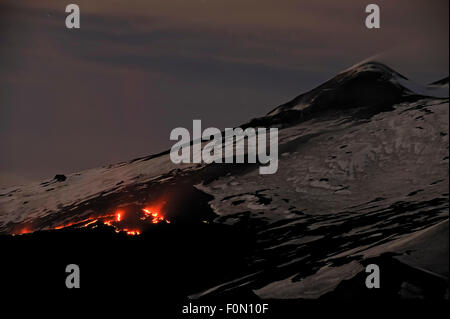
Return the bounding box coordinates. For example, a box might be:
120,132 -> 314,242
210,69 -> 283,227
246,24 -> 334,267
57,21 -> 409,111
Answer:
13,202 -> 170,236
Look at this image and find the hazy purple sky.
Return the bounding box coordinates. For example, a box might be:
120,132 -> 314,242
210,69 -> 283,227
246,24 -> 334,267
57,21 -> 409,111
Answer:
0,0 -> 448,187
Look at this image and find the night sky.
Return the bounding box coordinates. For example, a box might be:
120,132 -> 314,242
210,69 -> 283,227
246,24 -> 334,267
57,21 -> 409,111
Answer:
0,0 -> 448,187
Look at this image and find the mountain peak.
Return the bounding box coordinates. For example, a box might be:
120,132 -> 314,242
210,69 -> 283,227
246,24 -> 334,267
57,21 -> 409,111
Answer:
339,61 -> 408,80
245,61 -> 448,128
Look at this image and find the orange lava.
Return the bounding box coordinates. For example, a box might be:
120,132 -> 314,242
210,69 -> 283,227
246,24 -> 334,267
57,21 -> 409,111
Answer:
125,230 -> 140,236
12,203 -> 169,236
18,227 -> 32,235
53,216 -> 103,230
142,208 -> 165,224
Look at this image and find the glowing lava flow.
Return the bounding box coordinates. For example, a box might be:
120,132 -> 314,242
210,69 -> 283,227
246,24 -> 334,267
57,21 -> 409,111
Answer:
101,210 -> 143,234
11,202 -> 170,236
97,206 -> 170,234
142,208 -> 168,224
18,227 -> 32,235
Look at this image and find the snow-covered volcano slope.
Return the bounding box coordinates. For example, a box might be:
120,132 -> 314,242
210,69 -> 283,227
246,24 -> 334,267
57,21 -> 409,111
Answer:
0,61 -> 448,297
0,61 -> 447,230
188,63 -> 449,298
192,97 -> 448,298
